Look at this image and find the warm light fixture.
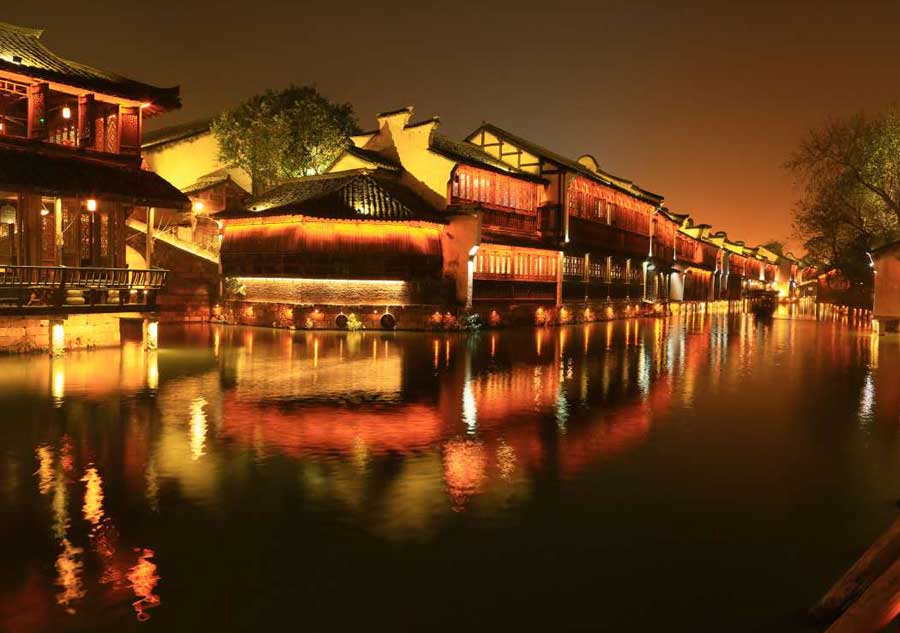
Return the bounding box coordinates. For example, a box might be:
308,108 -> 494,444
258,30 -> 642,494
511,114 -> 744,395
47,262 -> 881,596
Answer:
62,106 -> 72,120
40,207 -> 49,217
86,199 -> 97,212
192,200 -> 204,213
0,122 -> 4,132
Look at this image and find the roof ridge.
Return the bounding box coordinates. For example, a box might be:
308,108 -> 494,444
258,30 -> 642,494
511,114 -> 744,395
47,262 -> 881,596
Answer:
0,21 -> 43,37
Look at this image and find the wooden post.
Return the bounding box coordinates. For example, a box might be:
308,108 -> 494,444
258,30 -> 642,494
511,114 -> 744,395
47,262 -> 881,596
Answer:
53,197 -> 63,265
812,516 -> 900,624
146,206 -> 155,267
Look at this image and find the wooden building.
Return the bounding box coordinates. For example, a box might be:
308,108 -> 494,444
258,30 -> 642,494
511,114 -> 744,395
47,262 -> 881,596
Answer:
873,240 -> 900,331
0,23 -> 188,350
0,20 -> 189,350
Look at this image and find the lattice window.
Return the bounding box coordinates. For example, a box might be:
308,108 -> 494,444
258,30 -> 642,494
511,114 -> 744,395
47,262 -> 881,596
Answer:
451,165 -> 538,213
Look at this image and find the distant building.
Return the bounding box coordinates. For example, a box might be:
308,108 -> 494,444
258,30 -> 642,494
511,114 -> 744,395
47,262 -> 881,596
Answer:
873,240 -> 900,332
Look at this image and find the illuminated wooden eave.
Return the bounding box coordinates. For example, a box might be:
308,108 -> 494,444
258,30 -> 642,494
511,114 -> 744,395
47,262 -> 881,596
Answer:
221,213 -> 444,230
0,67 -> 146,109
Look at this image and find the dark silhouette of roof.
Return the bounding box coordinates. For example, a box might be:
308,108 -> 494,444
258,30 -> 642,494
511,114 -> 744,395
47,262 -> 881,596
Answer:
472,122 -> 663,203
429,133 -> 546,183
223,169 -> 445,223
142,119 -> 212,149
0,139 -> 189,208
0,21 -> 180,115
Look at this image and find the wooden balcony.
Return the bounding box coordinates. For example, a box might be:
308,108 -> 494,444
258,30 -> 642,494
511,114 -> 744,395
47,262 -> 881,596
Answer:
0,265 -> 166,314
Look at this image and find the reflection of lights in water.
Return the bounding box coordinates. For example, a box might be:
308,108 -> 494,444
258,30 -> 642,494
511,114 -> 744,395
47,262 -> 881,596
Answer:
81,466 -> 104,525
496,441 -> 516,480
55,539 -> 86,614
490,334 -> 496,358
145,460 -> 159,512
638,343 -> 650,399
462,367 -> 478,434
128,548 -> 161,622
372,337 -> 378,360
313,337 -> 319,368
35,445 -> 54,495
52,477 -> 69,540
189,397 -> 208,461
51,359 -> 65,405
556,386 -> 569,431
352,436 -> 369,471
536,329 -> 543,356
445,339 -> 450,367
859,371 -> 875,428
146,351 -> 159,391
443,439 -> 486,511
433,339 -> 440,368
213,328 -> 220,357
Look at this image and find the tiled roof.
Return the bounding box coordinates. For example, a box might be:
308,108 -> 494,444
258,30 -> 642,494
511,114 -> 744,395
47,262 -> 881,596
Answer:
343,145 -> 401,171
0,139 -> 190,208
223,169 -> 444,223
142,118 -> 212,149
429,133 -> 546,183
0,21 -> 180,114
180,169 -> 248,196
474,123 -> 663,203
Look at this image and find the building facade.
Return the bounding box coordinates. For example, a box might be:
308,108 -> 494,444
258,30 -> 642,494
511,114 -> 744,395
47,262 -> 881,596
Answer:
0,20 -> 189,351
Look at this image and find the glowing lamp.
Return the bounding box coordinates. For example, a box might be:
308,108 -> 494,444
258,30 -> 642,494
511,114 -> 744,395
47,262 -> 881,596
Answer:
50,321 -> 65,357
40,207 -> 49,217
0,122 -> 4,132
192,200 -> 204,213
145,320 -> 159,351
86,199 -> 97,212
62,106 -> 72,120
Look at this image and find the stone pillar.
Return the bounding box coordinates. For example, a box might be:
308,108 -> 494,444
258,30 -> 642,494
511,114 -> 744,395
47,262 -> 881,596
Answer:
143,317 -> 159,350
49,319 -> 65,357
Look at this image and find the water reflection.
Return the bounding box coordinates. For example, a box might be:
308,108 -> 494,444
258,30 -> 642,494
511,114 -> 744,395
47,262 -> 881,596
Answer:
0,313 -> 896,631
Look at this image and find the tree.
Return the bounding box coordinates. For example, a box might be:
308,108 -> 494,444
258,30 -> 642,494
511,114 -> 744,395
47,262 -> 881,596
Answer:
211,86 -> 359,194
761,239 -> 786,257
786,106 -> 900,279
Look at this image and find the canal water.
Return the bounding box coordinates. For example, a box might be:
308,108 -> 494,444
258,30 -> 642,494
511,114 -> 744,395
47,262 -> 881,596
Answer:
1,312 -> 898,632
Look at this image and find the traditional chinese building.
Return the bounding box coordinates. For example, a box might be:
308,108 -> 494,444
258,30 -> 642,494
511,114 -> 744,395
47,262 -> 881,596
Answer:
873,240 -> 900,332
0,20 -> 189,351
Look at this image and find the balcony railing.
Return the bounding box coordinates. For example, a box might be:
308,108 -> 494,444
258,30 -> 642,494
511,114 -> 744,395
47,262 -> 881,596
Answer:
0,265 -> 167,310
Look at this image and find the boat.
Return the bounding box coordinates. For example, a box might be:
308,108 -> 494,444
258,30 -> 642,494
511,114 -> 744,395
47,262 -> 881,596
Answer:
747,289 -> 778,317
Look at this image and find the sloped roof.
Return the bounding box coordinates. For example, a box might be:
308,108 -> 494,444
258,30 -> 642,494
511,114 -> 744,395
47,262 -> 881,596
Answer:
429,133 -> 546,183
181,169 -> 249,197
0,139 -> 189,208
222,169 -> 444,223
343,145 -> 401,171
472,122 -> 663,203
142,118 -> 212,149
0,21 -> 180,115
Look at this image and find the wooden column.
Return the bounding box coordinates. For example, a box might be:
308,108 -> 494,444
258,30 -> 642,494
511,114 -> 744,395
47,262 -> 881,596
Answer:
27,83 -> 49,140
77,94 -> 94,148
54,198 -> 63,265
146,207 -> 155,267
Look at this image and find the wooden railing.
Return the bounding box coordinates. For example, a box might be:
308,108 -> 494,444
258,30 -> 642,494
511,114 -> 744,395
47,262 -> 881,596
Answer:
0,266 -> 167,310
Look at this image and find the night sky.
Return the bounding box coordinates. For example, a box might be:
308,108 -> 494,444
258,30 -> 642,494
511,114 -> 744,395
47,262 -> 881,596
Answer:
9,1 -> 900,250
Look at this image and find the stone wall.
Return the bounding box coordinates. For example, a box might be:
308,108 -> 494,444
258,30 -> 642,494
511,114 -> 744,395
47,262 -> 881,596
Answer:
0,313 -> 139,354
128,226 -> 220,323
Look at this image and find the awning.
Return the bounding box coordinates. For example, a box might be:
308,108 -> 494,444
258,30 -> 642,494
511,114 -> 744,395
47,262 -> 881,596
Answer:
0,141 -> 190,209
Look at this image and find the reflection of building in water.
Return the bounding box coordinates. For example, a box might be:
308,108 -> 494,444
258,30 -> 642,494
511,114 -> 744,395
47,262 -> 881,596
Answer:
128,549 -> 161,622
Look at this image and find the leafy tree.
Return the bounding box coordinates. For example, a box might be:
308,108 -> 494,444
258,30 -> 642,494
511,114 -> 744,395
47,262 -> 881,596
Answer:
212,85 -> 359,194
786,107 -> 900,278
761,240 -> 786,257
